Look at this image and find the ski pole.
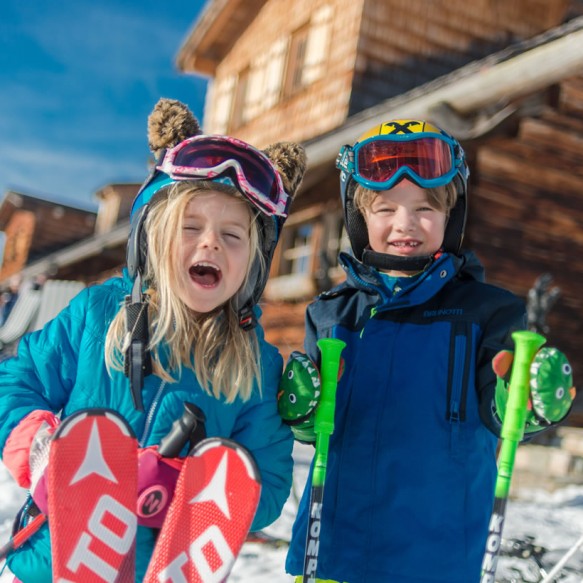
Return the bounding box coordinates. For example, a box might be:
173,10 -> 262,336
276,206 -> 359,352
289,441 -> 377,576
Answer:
0,513 -> 46,562
540,532 -> 583,583
480,329 -> 546,583
158,401 -> 206,457
303,337 -> 346,583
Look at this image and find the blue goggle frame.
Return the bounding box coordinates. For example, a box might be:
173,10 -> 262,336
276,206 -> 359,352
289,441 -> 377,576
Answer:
336,131 -> 466,191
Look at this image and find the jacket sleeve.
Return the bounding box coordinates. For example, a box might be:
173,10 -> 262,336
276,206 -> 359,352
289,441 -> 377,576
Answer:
476,289 -> 527,436
304,301 -> 321,365
230,341 -> 294,530
0,288 -> 91,456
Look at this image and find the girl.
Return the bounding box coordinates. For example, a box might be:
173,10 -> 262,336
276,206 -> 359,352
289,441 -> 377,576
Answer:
0,98 -> 306,582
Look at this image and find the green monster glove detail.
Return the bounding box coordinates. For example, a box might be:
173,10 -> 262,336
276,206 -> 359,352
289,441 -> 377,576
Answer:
494,347 -> 576,434
278,351 -> 322,444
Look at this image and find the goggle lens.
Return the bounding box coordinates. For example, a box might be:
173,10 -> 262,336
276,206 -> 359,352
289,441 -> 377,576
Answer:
171,140 -> 281,201
356,137 -> 454,185
157,136 -> 288,216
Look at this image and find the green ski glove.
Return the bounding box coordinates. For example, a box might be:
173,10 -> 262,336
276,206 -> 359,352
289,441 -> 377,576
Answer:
278,352 -> 322,443
494,347 -> 575,434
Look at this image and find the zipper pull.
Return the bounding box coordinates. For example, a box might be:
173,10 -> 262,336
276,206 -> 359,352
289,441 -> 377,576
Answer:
360,306 -> 378,338
449,401 -> 461,423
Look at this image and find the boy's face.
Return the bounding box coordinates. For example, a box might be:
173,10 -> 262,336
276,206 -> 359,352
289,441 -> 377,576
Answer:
362,179 -> 447,276
176,190 -> 252,313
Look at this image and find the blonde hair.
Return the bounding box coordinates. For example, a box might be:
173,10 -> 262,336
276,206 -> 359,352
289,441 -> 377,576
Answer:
354,182 -> 458,216
105,181 -> 264,403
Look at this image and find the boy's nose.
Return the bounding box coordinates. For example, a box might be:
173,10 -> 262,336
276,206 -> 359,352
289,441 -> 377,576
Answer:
395,210 -> 415,231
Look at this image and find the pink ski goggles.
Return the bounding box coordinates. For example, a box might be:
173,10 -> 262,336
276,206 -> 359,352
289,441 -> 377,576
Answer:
155,135 -> 289,217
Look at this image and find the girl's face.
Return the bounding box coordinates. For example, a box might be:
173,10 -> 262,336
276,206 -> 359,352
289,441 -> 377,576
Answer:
177,190 -> 252,313
363,179 -> 447,276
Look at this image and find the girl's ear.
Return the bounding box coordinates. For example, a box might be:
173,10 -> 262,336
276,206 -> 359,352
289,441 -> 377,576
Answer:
147,98 -> 202,159
263,142 -> 307,201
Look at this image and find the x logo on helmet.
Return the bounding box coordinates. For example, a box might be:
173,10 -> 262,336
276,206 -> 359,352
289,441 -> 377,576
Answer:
382,121 -> 425,134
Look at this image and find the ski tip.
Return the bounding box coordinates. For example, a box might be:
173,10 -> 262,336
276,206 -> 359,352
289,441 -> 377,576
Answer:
189,437 -> 262,484
53,408 -> 136,440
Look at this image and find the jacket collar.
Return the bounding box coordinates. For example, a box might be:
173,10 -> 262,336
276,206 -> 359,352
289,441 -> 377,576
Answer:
338,250 -> 484,310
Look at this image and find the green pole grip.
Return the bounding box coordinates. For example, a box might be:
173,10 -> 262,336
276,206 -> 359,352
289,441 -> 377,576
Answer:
495,330 -> 546,498
312,338 -> 346,487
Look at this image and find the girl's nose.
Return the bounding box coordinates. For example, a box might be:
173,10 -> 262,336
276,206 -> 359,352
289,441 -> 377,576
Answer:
200,229 -> 220,249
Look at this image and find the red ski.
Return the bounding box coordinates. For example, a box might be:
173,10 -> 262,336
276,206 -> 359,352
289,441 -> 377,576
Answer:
144,437 -> 261,583
48,409 -> 138,583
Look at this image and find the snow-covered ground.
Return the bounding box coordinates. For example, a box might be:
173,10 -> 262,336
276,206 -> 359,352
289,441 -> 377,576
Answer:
1,443 -> 582,582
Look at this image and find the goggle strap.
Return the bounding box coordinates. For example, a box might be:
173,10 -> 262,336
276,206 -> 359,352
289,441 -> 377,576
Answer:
123,273 -> 153,412
238,305 -> 257,331
336,145 -> 354,173
155,148 -> 167,165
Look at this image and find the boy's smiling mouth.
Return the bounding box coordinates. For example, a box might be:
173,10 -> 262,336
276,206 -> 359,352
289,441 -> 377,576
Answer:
189,262 -> 222,287
390,240 -> 421,250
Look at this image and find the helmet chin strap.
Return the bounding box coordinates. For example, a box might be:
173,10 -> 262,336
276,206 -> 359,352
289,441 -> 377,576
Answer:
362,248 -> 435,272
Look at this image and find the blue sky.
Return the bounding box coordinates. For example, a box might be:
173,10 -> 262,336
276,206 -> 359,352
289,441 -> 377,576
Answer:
0,0 -> 209,211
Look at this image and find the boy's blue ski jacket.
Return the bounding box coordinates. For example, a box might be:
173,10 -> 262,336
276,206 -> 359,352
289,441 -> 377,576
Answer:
286,250 -> 526,583
0,274 -> 293,583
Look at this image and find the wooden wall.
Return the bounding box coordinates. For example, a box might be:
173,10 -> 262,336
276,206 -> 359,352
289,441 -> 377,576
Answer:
202,0 -> 365,146
193,0 -> 583,150
462,75 -> 583,422
352,0 -> 577,113
0,210 -> 36,280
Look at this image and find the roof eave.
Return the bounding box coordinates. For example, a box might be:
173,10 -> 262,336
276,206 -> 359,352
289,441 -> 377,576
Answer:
176,0 -> 268,76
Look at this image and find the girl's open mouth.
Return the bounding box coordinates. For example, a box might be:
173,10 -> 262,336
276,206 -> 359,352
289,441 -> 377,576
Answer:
189,263 -> 222,287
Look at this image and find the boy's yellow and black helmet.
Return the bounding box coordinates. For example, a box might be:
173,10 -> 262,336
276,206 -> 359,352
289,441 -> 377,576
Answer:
336,119 -> 469,271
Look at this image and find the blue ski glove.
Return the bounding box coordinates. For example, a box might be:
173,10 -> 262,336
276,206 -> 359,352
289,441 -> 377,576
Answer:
493,347 -> 575,434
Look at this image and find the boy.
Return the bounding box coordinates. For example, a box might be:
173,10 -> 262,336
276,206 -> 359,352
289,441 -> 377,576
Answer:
280,120 -> 574,583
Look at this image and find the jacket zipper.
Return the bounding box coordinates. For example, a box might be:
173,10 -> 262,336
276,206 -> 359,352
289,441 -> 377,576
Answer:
139,380 -> 167,446
449,333 -> 465,423
447,323 -> 472,423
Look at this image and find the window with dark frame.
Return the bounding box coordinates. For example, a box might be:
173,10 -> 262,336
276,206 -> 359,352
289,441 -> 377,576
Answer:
282,222 -> 314,275
283,23 -> 310,97
229,66 -> 250,131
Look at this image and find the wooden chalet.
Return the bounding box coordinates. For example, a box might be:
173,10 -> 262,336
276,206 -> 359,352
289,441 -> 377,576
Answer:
0,183 -> 140,286
0,191 -> 96,282
177,0 -> 583,422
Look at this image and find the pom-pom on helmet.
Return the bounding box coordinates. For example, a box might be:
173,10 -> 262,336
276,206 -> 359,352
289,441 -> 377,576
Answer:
127,98 -> 307,329
335,119 -> 469,272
